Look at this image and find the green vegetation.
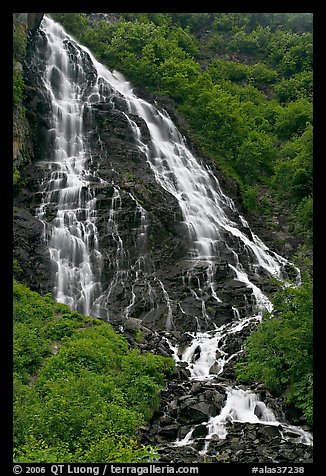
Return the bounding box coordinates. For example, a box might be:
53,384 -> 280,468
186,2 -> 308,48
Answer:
13,168 -> 21,185
13,280 -> 174,462
50,13 -> 312,247
235,277 -> 313,426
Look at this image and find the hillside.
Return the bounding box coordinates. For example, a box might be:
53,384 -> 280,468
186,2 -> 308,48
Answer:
12,13 -> 313,465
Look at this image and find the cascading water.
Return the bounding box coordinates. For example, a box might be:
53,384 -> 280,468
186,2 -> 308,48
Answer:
34,16 -> 312,461
35,19 -> 103,315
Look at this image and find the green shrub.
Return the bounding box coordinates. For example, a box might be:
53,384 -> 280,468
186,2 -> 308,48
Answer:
13,168 -> 21,185
274,98 -> 312,140
290,196 -> 313,242
274,71 -> 313,103
13,280 -> 174,462
242,186 -> 258,212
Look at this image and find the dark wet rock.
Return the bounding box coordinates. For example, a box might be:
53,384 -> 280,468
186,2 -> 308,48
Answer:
257,424 -> 282,443
192,424 -> 208,439
203,422 -> 313,463
158,415 -> 175,427
158,445 -> 207,463
158,424 -> 180,440
14,13 -> 44,33
141,366 -> 313,464
209,362 -> 220,374
178,425 -> 193,440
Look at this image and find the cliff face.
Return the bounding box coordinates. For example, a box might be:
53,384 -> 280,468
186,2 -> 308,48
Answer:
13,13 -> 44,31
13,13 -> 51,292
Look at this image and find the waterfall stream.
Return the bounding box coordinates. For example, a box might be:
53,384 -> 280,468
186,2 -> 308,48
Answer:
34,16 -> 313,460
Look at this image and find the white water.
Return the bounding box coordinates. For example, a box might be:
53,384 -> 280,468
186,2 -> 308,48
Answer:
36,18 -> 103,315
37,16 -> 312,451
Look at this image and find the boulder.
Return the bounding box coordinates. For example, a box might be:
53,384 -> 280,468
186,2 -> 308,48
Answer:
192,424 -> 208,439
179,401 -> 217,424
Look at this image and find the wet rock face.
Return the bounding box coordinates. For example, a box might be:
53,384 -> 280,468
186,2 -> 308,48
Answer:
27,13 -> 44,32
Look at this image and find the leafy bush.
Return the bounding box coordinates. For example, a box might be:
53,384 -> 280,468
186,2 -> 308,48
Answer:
242,186 -> 258,212
13,281 -> 174,462
273,123 -> 312,211
249,63 -> 278,85
290,196 -> 313,242
235,130 -> 276,181
278,37 -> 312,77
274,98 -> 312,140
13,168 -> 21,185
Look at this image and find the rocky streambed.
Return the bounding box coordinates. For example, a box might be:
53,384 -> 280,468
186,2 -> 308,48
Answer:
120,325 -> 313,464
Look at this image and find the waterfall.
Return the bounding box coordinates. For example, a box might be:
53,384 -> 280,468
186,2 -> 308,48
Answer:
35,18 -> 103,315
34,16 -> 312,457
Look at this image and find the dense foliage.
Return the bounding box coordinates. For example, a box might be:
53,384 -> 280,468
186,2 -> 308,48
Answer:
235,278 -> 313,426
50,13 -> 312,248
13,280 -> 174,462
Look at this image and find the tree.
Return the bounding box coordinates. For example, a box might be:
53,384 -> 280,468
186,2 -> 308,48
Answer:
235,130 -> 276,181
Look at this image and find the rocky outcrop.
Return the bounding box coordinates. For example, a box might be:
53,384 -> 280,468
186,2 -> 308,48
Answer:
13,207 -> 53,293
156,421 -> 313,463
143,363 -> 313,463
13,13 -> 44,32
27,13 -> 44,31
142,371 -> 313,464
125,327 -> 313,464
